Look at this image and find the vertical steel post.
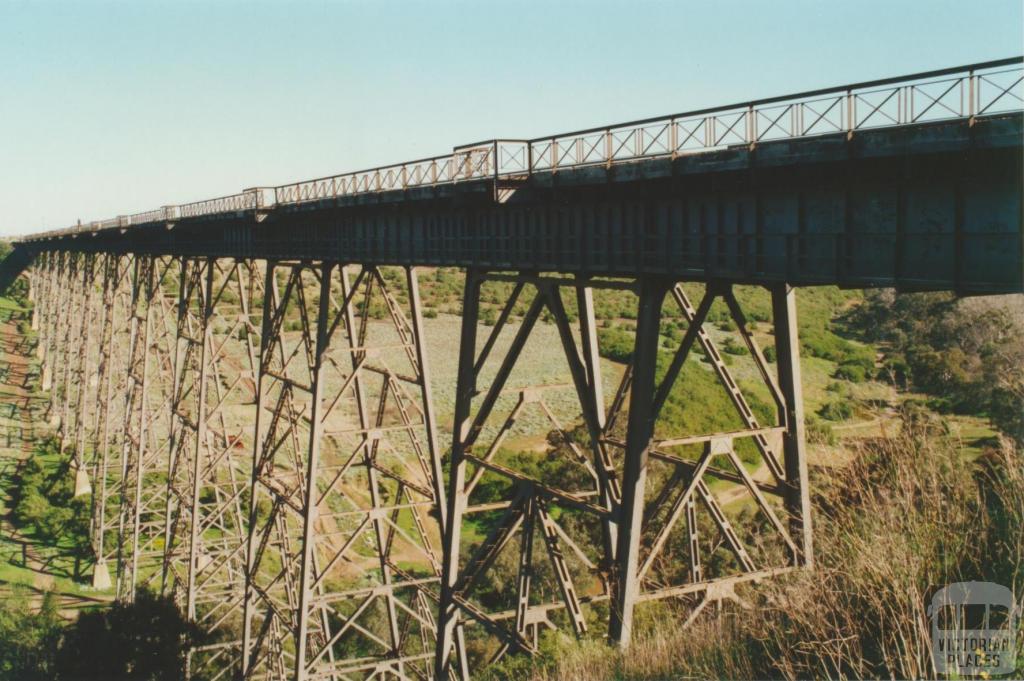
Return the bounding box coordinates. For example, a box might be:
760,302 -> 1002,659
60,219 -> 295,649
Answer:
575,285 -> 617,561
185,259 -> 218,614
293,261 -> 333,681
38,253 -> 56,384
609,276 -> 668,647
117,256 -> 157,602
90,253 -> 129,591
771,283 -> 813,567
435,269 -> 482,680
73,254 -> 99,497
240,260 -> 275,678
58,253 -> 83,447
29,264 -> 39,331
408,266 -> 448,533
49,252 -> 73,424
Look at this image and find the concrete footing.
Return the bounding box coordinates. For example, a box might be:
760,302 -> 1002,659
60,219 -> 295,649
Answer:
92,560 -> 111,590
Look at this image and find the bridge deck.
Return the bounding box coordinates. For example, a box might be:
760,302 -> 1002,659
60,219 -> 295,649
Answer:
11,57 -> 1024,294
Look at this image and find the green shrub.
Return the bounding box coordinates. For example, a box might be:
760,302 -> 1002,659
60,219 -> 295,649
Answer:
721,337 -> 748,356
818,400 -> 853,421
0,588 -> 61,680
806,414 -> 837,445
833,362 -> 867,383
9,439 -> 90,560
597,326 -> 634,363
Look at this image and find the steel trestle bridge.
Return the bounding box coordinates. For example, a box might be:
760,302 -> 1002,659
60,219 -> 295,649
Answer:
5,57 -> 1024,680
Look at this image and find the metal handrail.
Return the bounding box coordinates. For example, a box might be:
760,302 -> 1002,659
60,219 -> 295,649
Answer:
19,57 -> 1023,241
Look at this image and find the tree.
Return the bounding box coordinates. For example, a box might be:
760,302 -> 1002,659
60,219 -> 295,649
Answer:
55,589 -> 209,681
0,588 -> 61,680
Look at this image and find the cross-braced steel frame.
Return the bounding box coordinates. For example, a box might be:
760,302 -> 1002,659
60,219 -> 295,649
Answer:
434,271 -> 812,677
26,253 -> 812,681
116,255 -> 179,600
159,257 -> 265,680
89,253 -> 135,589
239,261 -> 445,681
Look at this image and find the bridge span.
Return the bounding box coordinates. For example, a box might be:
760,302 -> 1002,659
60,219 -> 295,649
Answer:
4,58 -> 1023,680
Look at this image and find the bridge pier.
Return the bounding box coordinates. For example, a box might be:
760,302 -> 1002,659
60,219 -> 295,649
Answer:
239,261 -> 445,681
608,276 -> 667,647
432,272 -> 812,676
162,257 -> 261,677
772,284 -> 813,567
116,255 -> 178,602
71,253 -> 100,497
90,253 -> 133,590
45,252 -> 72,423
437,270 -> 623,677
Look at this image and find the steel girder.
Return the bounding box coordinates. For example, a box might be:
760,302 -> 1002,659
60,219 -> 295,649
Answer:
437,271 -> 621,677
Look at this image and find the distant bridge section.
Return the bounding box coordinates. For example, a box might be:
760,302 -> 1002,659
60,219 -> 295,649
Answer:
11,57 -> 1024,294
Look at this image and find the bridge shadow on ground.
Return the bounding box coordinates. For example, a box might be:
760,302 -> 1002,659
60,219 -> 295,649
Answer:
0,296 -> 113,615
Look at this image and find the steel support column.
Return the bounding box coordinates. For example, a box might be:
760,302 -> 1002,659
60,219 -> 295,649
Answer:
164,256 -> 212,606
47,251 -> 73,423
179,259 -> 264,679
608,277 -> 668,647
89,253 -> 134,590
241,260 -> 327,680
771,284 -> 813,567
71,253 -> 100,497
435,269 -> 481,681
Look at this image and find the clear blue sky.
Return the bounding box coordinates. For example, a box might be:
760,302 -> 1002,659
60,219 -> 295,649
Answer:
1,0 -> 1021,236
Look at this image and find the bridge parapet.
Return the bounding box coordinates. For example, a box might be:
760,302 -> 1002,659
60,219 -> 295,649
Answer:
271,139 -> 530,207
19,57 -> 1018,241
128,206 -> 176,225
179,187 -> 274,219
530,58 -> 1023,171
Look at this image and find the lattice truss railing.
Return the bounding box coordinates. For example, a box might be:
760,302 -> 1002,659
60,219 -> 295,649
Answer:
116,255 -> 180,601
162,258 -> 263,638
529,65 -> 1024,170
25,60 -> 1019,233
240,263 -> 445,681
436,273 -> 809,677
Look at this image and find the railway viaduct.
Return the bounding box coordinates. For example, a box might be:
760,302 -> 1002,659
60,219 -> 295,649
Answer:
2,57 -> 1022,680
